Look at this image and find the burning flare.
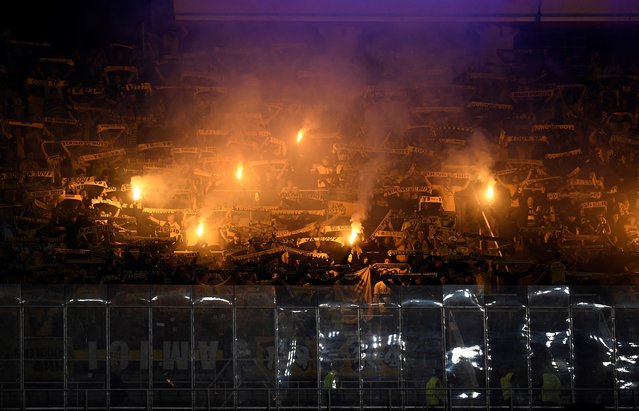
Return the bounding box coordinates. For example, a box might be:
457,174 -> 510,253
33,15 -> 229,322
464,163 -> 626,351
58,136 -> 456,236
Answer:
196,221 -> 204,238
349,221 -> 362,246
234,163 -> 244,181
296,128 -> 307,144
132,185 -> 142,202
485,179 -> 496,201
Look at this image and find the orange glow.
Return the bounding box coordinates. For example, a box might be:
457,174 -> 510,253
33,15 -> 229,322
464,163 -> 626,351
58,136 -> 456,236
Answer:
349,220 -> 362,246
234,163 -> 244,181
132,185 -> 142,202
296,128 -> 307,144
197,222 -> 204,238
349,229 -> 358,246
485,179 -> 495,201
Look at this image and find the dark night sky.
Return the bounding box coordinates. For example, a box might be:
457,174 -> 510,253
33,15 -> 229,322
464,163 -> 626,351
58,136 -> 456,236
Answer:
2,1 -> 638,61
1,0 -> 152,50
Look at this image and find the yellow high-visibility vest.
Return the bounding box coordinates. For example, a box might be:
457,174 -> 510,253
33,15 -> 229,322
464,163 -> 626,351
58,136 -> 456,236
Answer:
425,376 -> 442,406
541,372 -> 561,403
324,370 -> 338,390
500,371 -> 514,401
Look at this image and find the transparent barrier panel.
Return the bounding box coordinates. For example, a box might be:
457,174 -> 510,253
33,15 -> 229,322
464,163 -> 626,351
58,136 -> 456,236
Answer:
109,307 -> 150,394
192,285 -> 234,307
572,304 -> 613,406
108,284 -> 150,306
193,307 -> 233,393
67,306 -> 107,389
236,308 -> 276,392
529,307 -> 571,407
24,306 -> 64,387
616,307 -> 639,406
152,308 -> 191,390
21,284 -> 64,306
66,388 -> 107,409
443,286 -> 484,307
66,284 -> 107,305
400,286 -> 443,307
484,286 -> 527,307
403,307 -> 443,408
318,306 -> 360,408
277,307 -> 318,408
24,390 -> 64,409
5,285 -> 639,407
0,307 -> 20,390
445,308 -> 486,408
360,307 -> 401,408
151,285 -> 192,306
276,286 -> 318,307
318,286 -> 360,308
528,286 -> 570,307
487,307 -> 529,407
235,285 -> 275,307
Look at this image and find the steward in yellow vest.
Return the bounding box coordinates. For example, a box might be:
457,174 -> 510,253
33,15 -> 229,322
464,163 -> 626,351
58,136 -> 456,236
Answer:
541,371 -> 561,403
425,372 -> 443,407
500,371 -> 514,402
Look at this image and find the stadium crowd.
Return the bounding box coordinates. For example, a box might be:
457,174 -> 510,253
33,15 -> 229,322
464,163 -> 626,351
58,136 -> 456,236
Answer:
2,22 -> 639,289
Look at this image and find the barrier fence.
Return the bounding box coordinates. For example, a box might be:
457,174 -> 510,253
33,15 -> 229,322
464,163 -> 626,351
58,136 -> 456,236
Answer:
1,284 -> 639,410
0,387 -> 636,410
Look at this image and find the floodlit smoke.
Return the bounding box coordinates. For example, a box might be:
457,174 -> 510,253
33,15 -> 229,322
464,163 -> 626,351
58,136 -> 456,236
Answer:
130,173 -> 192,208
442,129 -> 498,182
131,24 -> 487,229
353,99 -> 410,223
349,215 -> 363,246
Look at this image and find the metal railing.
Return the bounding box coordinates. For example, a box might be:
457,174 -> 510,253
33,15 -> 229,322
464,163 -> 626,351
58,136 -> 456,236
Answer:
0,387 -> 636,410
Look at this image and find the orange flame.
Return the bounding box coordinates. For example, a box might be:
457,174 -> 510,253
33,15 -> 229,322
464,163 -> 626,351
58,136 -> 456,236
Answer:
296,128 -> 307,144
234,163 -> 244,181
485,179 -> 495,201
349,221 -> 362,246
197,221 -> 204,238
132,185 -> 142,202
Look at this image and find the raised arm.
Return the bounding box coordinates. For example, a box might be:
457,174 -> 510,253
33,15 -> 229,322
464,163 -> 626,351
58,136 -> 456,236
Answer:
521,167 -> 533,187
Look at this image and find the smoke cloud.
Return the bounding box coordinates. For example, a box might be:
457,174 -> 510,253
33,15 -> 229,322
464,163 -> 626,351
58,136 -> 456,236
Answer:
133,22 -> 488,236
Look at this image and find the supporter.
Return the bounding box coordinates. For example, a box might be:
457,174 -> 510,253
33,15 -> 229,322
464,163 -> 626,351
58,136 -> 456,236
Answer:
563,213 -> 580,235
373,275 -> 392,304
610,212 -> 625,246
148,213 -> 182,241
623,214 -> 639,249
2,19 -> 639,288
311,156 -> 336,189
523,196 -> 542,227
423,176 -> 470,217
